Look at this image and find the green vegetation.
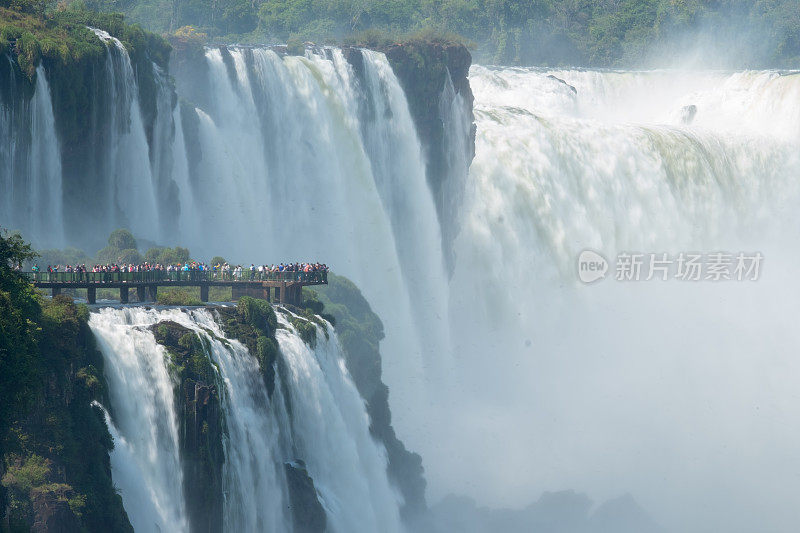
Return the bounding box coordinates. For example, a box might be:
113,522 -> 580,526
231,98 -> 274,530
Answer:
34,228 -> 191,269
151,321 -> 224,532
143,245 -> 191,265
107,228 -> 137,250
156,288 -> 204,305
0,0 -> 170,77
0,229 -> 132,530
302,274 -> 426,517
217,296 -> 280,394
78,0 -> 800,66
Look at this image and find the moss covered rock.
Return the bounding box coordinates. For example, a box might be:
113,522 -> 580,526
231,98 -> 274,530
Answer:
151,320 -> 224,533
216,297 -> 281,395
0,295 -> 132,532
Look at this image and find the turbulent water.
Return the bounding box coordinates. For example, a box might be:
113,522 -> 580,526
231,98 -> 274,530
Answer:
437,67 -> 800,533
4,30 -> 800,532
88,307 -> 401,532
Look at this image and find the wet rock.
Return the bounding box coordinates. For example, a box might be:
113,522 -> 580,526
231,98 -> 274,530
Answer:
31,487 -> 81,533
284,461 -> 327,533
547,74 -> 577,94
344,41 -> 476,275
681,104 -> 697,124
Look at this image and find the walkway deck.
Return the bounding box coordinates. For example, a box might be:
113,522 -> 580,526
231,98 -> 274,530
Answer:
22,271 -> 327,305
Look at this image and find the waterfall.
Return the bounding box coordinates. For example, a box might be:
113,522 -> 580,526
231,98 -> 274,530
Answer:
273,312 -> 402,532
8,32 -> 800,531
172,46 -> 448,427
88,306 -> 402,532
433,66 -> 800,533
0,64 -> 62,246
0,43 -> 450,424
89,308 -> 190,533
89,28 -> 161,243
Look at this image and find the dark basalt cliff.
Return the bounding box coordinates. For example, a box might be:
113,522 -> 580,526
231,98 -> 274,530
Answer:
172,41 -> 476,273
304,274 -> 427,521
151,319 -> 226,533
0,296 -> 132,532
360,41 -> 476,273
379,41 -> 475,188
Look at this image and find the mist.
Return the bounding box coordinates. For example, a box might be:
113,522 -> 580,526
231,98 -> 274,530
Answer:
394,65 -> 800,533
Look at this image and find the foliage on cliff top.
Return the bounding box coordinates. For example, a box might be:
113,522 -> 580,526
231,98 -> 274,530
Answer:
343,27 -> 474,50
85,0 -> 800,67
215,297 -> 280,394
0,1 -> 170,77
153,321 -> 218,382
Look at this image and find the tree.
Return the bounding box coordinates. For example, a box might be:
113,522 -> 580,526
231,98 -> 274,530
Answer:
154,246 -> 191,265
144,247 -> 166,264
117,248 -> 143,265
0,229 -> 38,269
0,229 -> 40,441
107,229 -> 137,251
210,256 -> 227,267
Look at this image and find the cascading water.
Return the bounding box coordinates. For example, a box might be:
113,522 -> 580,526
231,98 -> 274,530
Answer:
0,64 -> 62,247
427,66 -> 800,533
174,46 -> 449,425
0,41 -> 451,427
89,28 -> 161,243
89,308 -> 190,533
273,312 -> 402,532
88,306 -> 402,532
5,29 -> 800,531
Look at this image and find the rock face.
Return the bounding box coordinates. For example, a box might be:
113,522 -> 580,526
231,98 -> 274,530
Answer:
547,74 -> 577,94
283,461 -> 327,533
0,296 -> 132,532
307,274 -> 427,521
344,41 -> 476,274
31,487 -> 82,533
151,320 -> 225,533
681,104 -> 697,124
423,490 -> 664,533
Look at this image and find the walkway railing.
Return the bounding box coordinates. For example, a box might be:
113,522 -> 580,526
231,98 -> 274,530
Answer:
22,270 -> 328,284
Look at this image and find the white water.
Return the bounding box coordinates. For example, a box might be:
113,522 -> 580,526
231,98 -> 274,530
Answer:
0,65 -> 62,246
6,35 -> 800,531
89,28 -> 161,243
1,43 -> 448,433
423,67 -> 800,533
88,306 -> 402,532
183,310 -> 289,532
89,308 -> 189,533
177,46 -> 446,428
274,312 -> 403,532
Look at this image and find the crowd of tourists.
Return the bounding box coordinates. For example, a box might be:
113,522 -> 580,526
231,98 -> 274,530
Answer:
29,261 -> 329,283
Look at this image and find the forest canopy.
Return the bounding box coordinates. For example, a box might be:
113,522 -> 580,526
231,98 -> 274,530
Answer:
74,0 -> 800,67
1,0 -> 798,66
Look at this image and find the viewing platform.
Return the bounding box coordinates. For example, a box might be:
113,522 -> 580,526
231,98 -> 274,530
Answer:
22,271 -> 328,306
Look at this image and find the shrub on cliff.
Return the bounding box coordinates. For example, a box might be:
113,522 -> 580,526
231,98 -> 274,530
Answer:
0,229 -> 40,437
157,288 -> 203,306
238,295 -> 278,337
0,231 -> 132,530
